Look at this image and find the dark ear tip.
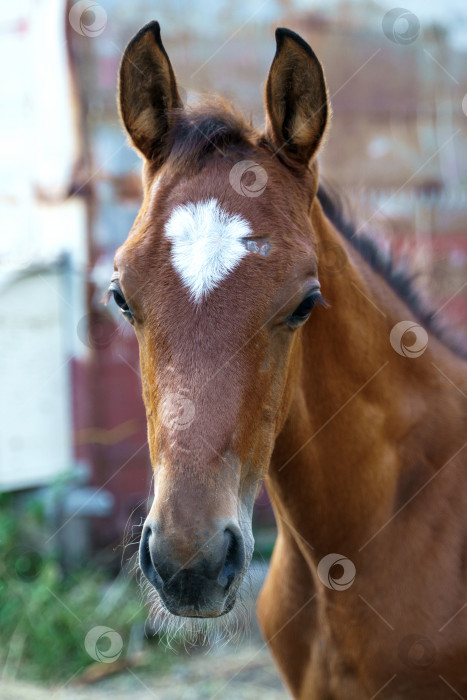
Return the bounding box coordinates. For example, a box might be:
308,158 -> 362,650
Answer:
274,26 -> 315,58
275,27 -> 298,42
275,27 -> 290,48
139,19 -> 162,42
124,20 -> 163,56
147,20 -> 161,40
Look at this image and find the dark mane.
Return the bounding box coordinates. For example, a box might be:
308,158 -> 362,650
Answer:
164,106 -> 464,358
317,182 -> 466,359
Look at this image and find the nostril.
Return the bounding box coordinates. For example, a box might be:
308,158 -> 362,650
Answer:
217,528 -> 244,590
139,522 -> 160,587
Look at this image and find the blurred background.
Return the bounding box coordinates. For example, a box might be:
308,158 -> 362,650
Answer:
0,0 -> 466,697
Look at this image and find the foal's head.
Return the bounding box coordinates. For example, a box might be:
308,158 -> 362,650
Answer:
113,22 -> 329,620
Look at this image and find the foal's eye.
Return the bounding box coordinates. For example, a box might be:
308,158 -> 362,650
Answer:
287,290 -> 323,328
108,282 -> 134,321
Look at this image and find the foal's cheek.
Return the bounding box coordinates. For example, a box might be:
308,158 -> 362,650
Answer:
264,331 -> 303,437
136,339 -> 163,465
146,422 -> 158,468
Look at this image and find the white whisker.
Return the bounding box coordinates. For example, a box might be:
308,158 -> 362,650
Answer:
136,558 -> 266,649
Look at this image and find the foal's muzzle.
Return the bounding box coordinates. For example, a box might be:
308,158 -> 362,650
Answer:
139,519 -> 246,617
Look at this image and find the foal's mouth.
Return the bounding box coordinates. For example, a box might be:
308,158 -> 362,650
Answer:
142,566 -> 243,620
139,561 -> 261,646
161,590 -> 238,619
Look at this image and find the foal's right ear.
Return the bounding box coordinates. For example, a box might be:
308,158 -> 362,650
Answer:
118,21 -> 182,164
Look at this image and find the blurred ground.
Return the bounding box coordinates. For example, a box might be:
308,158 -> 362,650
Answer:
1,640 -> 288,699
1,561 -> 289,699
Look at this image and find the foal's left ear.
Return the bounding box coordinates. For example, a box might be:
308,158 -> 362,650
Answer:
265,28 -> 329,167
119,21 -> 182,163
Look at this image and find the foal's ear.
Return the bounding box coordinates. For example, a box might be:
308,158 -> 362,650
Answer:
265,28 -> 329,166
118,21 -> 182,163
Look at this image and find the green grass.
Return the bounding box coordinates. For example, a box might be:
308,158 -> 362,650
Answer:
0,493 -> 170,683
0,491 -> 275,683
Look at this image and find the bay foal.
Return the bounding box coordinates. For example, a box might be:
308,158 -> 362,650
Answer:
112,22 -> 467,698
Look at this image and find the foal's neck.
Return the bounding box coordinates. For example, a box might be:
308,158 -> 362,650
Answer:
268,198 -> 465,558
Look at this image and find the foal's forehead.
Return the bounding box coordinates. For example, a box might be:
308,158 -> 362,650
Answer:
117,140 -> 318,314
147,157 -> 314,304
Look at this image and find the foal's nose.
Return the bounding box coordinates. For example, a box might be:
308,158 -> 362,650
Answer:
139,519 -> 245,616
